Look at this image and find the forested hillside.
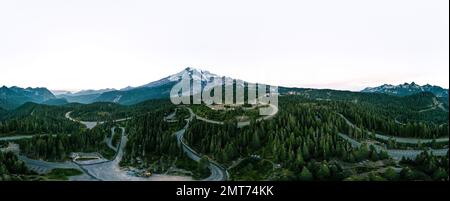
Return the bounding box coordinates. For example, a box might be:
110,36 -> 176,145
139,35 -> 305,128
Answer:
0,107 -> 6,117
17,123 -> 115,161
0,103 -> 83,136
119,102 -> 207,176
0,151 -> 32,181
1,87 -> 448,181
0,86 -> 55,110
182,95 -> 448,180
69,99 -> 173,121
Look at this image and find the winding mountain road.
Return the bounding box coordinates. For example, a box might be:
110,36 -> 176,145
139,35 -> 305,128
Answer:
65,111 -> 131,129
336,113 -> 448,160
0,135 -> 34,141
174,107 -> 229,181
173,104 -> 279,180
418,97 -> 448,113
65,114 -> 191,181
104,127 -> 118,152
0,135 -> 89,176
2,115 -> 191,181
336,113 -> 448,144
193,104 -> 279,128
77,127 -> 191,181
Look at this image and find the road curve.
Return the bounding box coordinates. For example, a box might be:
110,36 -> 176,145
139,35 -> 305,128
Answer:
336,113 -> 448,160
0,134 -> 65,141
178,104 -> 279,180
105,127 -> 118,152
175,107 -> 229,181
75,127 -> 192,181
65,111 -> 131,129
192,104 -> 279,128
0,135 -> 34,141
336,113 -> 448,144
0,141 -> 97,180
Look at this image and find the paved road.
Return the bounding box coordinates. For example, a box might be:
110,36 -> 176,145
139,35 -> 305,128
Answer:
17,155 -> 83,174
418,97 -> 448,113
0,134 -> 64,141
175,107 -> 229,181
0,135 -> 34,141
65,111 -> 131,129
1,136 -> 94,180
1,113 -> 191,181
336,114 -> 448,160
1,127 -> 190,181
373,133 -> 448,144
78,127 -> 192,181
3,104 -> 271,181
104,127 -> 118,152
177,105 -> 279,180
394,116 -> 406,125
65,111 -> 98,129
339,132 -> 448,160
193,104 -> 279,128
0,142 -> 95,180
66,111 -> 193,181
336,113 -> 448,144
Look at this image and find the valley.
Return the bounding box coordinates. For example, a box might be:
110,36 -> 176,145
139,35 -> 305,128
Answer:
1,68 -> 448,181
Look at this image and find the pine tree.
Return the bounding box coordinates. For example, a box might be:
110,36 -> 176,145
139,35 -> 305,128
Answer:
299,167 -> 313,181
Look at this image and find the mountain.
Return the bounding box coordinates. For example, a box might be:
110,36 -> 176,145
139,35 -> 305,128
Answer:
41,98 -> 69,106
361,82 -> 449,98
50,90 -> 73,96
120,67 -> 222,90
94,67 -> 229,105
58,67 -> 203,104
70,88 -> 116,96
58,93 -> 102,104
51,67 -> 265,105
55,88 -> 117,104
0,86 -> 56,109
0,107 -> 6,117
6,69 -> 446,109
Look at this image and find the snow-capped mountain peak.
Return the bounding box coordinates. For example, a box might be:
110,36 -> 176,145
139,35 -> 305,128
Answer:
361,82 -> 448,97
168,67 -> 220,82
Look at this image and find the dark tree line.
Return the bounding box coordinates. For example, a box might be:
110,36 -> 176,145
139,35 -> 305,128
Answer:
0,151 -> 30,181
0,102 -> 83,135
184,96 -> 390,180
332,101 -> 448,138
121,107 -> 213,178
17,124 -> 114,161
121,108 -> 181,173
399,151 -> 449,181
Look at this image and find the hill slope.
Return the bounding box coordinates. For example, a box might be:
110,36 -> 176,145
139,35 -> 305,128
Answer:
0,86 -> 55,109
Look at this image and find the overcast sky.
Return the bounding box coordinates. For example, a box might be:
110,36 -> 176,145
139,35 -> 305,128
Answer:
0,0 -> 448,92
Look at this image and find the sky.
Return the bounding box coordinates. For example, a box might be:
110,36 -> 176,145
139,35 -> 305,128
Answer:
0,0 -> 448,92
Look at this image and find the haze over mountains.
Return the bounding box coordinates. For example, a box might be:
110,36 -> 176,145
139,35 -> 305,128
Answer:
1,67 -> 449,110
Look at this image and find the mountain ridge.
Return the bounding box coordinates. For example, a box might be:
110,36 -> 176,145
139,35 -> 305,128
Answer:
361,82 -> 448,98
0,86 -> 56,109
2,68 -> 448,109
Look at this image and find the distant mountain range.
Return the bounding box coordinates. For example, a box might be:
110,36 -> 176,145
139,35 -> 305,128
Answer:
62,88 -> 117,96
1,68 -> 448,110
52,67 -> 232,105
361,82 -> 448,98
0,86 -> 55,109
56,88 -> 117,104
92,67 -> 228,105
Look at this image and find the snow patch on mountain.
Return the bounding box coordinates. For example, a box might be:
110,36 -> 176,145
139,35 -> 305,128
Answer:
362,82 -> 448,97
